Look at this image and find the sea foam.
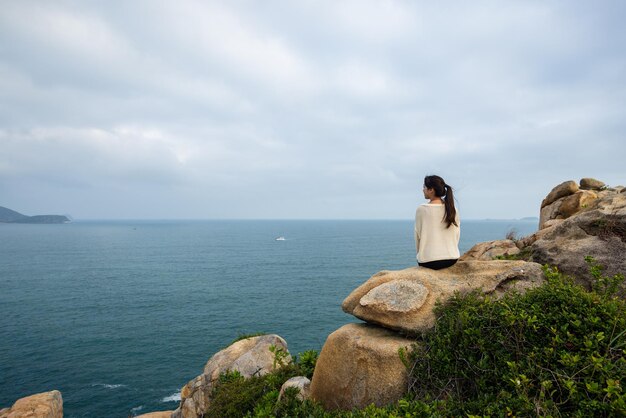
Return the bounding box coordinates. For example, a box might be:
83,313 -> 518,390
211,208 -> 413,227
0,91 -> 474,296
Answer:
162,392 -> 181,403
91,383 -> 127,389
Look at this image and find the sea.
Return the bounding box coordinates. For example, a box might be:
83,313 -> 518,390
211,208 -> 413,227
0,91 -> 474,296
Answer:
0,219 -> 538,417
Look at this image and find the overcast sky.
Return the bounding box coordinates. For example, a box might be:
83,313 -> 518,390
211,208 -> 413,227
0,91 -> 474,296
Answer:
1,1 -> 624,220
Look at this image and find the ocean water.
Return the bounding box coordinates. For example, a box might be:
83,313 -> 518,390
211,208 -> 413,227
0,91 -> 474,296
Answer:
0,219 -> 537,417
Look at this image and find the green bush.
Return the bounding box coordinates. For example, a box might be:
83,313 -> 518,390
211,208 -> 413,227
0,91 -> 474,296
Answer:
296,350 -> 319,379
494,246 -> 533,261
207,365 -> 298,417
207,349 -> 322,417
408,262 -> 626,417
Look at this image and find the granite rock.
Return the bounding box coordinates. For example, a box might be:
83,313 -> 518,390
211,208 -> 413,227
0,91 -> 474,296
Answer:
310,323 -> 413,410
174,334 -> 291,418
279,376 -> 311,401
342,261 -> 544,334
0,391 -> 62,418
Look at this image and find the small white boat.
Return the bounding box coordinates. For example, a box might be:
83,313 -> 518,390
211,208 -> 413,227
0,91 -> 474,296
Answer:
275,236 -> 286,241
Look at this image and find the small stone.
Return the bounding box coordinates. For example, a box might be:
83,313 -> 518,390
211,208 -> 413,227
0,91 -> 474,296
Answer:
580,178 -> 605,190
279,376 -> 311,401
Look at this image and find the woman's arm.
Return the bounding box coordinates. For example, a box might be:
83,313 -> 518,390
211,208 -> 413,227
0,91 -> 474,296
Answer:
414,207 -> 422,256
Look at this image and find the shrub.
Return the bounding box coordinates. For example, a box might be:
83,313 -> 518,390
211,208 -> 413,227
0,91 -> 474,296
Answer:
587,255 -> 625,299
208,365 -> 300,417
494,246 -> 533,261
296,350 -> 319,379
407,263 -> 626,416
207,348 -> 321,417
505,228 -> 518,241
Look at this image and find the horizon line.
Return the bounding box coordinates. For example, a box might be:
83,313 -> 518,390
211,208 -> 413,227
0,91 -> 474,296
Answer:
59,217 -> 540,222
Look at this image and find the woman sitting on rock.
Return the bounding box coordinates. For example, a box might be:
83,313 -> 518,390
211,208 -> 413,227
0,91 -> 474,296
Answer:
415,175 -> 460,269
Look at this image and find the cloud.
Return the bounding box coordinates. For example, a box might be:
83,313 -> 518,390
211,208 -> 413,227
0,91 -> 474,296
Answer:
0,0 -> 625,219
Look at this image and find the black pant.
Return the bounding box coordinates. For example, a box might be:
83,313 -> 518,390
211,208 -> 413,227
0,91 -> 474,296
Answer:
418,259 -> 458,270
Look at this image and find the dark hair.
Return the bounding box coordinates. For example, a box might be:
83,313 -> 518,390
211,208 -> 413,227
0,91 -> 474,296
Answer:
424,175 -> 457,228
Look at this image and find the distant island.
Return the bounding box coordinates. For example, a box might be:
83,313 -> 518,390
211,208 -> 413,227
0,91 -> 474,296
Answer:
0,206 -> 71,224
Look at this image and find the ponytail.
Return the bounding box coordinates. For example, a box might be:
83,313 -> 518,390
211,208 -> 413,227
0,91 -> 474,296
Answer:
424,175 -> 458,228
442,184 -> 457,228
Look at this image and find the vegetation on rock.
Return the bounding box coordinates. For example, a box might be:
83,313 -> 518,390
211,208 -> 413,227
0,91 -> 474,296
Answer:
205,351 -> 320,417
494,246 -> 533,261
205,259 -> 626,417
407,259 -> 626,416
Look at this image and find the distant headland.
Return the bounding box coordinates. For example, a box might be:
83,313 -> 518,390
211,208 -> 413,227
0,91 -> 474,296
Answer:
0,206 -> 71,224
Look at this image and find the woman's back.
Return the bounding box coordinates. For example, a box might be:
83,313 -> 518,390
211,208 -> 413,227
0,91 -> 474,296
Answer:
414,203 -> 460,263
414,175 -> 460,269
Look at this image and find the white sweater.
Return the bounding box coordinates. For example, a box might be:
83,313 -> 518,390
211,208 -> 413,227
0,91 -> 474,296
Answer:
414,203 -> 460,263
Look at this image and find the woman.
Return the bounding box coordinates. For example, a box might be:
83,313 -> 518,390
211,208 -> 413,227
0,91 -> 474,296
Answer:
414,175 -> 460,269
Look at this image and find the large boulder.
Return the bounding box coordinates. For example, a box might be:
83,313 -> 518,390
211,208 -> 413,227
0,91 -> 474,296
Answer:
541,180 -> 578,208
173,334 -> 291,418
539,189 -> 599,230
342,261 -> 544,334
539,180 -> 584,229
530,189 -> 626,289
558,190 -> 597,218
460,239 -> 520,261
0,391 -> 63,418
310,323 -> 413,410
539,198 -> 565,229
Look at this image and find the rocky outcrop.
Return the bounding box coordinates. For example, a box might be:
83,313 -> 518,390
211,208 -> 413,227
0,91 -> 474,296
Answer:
0,391 -> 63,418
459,239 -> 520,261
538,179 -> 608,229
458,177 -> 625,292
279,377 -> 311,401
310,323 -> 414,411
311,248 -> 545,411
530,188 -> 626,288
539,181 -> 595,229
342,261 -> 544,334
173,334 -> 290,418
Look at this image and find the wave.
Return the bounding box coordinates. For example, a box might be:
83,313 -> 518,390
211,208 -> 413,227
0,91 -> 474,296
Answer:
162,391 -> 181,403
91,383 -> 127,389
